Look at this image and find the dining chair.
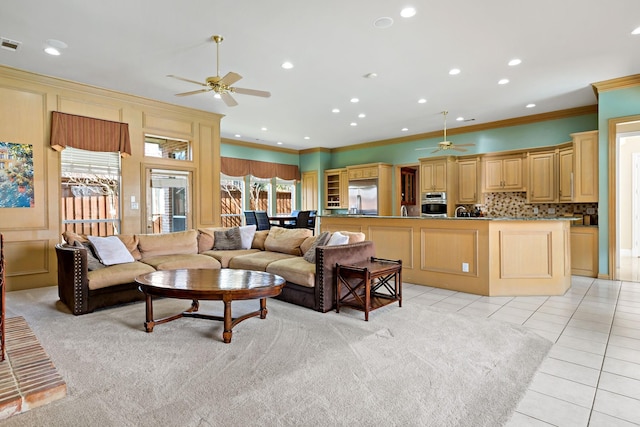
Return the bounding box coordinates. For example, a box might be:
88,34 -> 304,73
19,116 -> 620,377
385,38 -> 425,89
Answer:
244,211 -> 257,226
306,213 -> 317,235
255,211 -> 271,230
283,210 -> 310,230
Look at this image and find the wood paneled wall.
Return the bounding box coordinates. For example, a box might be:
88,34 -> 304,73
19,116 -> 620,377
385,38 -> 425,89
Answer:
0,66 -> 222,291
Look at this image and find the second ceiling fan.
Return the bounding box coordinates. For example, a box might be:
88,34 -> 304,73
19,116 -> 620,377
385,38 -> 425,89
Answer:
168,35 -> 271,107
416,111 -> 475,153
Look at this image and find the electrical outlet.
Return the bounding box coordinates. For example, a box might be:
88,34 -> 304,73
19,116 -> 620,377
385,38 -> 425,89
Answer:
586,208 -> 595,214
533,207 -> 539,214
462,262 -> 469,273
548,208 -> 555,214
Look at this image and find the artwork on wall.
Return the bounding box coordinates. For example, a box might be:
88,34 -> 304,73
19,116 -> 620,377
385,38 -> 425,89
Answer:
0,141 -> 34,208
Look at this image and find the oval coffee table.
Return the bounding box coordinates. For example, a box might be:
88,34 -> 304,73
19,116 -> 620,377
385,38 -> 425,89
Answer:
135,269 -> 285,343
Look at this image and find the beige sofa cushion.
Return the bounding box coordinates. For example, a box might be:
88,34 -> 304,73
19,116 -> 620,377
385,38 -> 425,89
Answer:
341,231 -> 366,244
229,251 -> 297,271
266,257 -> 316,288
87,261 -> 155,291
140,254 -> 221,270
251,230 -> 269,250
201,248 -> 260,268
138,230 -> 198,258
264,226 -> 312,256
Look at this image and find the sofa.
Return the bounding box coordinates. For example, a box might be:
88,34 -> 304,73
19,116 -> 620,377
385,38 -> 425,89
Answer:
55,227 -> 376,315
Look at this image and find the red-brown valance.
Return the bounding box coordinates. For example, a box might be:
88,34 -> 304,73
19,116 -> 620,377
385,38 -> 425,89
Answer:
221,157 -> 300,180
50,111 -> 131,157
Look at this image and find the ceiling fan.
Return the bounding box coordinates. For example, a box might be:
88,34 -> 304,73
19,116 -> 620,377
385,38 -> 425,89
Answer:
167,35 -> 271,107
416,111 -> 475,153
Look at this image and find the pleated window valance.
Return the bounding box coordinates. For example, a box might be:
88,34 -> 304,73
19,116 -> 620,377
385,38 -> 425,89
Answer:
221,157 -> 300,180
50,111 -> 131,157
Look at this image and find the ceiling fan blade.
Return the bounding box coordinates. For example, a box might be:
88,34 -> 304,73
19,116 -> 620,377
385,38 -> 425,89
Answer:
175,88 -> 211,97
221,92 -> 239,107
452,147 -> 468,152
431,148 -> 442,154
455,144 -> 476,147
167,75 -> 207,87
219,72 -> 242,86
414,147 -> 431,151
233,87 -> 271,98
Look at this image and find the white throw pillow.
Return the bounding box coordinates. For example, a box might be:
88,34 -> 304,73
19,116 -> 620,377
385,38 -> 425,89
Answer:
326,231 -> 349,246
238,225 -> 257,249
87,235 -> 135,266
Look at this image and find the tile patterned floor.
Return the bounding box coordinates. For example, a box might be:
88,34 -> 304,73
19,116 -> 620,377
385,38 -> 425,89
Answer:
402,276 -> 640,426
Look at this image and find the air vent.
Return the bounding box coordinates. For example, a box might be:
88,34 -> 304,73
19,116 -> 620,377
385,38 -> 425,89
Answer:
1,37 -> 22,51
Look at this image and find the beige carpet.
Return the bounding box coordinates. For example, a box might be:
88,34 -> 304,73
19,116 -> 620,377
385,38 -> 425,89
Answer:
3,286 -> 551,426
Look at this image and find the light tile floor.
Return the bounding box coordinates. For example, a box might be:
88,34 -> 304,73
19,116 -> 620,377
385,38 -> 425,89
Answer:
402,276 -> 640,426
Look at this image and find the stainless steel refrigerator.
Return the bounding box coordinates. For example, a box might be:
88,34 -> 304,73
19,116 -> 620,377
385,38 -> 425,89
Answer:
348,179 -> 378,215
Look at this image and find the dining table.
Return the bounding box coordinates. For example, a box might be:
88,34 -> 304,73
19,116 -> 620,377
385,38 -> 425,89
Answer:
268,215 -> 297,227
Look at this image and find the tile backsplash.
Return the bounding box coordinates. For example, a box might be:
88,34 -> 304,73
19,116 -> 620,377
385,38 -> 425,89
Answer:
458,192 -> 598,218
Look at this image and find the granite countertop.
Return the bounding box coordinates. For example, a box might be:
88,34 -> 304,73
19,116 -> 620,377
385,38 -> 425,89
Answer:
321,214 -> 580,221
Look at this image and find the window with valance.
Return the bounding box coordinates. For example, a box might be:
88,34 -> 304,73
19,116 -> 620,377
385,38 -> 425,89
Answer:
220,157 -> 299,181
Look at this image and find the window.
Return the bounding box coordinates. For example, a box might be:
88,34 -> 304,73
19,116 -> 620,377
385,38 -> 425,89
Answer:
275,179 -> 295,214
61,147 -> 121,236
220,175 -> 244,227
249,176 -> 271,212
144,135 -> 191,161
147,169 -> 191,233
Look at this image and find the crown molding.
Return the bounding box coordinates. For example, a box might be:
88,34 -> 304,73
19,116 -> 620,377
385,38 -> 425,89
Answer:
221,137 -> 299,154
592,74 -> 640,98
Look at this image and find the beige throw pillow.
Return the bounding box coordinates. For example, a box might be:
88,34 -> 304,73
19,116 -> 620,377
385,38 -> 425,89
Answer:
264,226 -> 312,256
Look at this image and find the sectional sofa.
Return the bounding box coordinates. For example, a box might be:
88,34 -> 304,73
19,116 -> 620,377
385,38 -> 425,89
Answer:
55,226 -> 375,315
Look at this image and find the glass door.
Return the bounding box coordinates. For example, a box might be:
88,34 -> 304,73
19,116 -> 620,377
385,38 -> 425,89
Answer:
146,169 -> 191,233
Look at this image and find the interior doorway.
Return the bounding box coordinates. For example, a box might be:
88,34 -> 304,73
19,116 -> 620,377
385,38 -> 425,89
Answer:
610,116 -> 640,281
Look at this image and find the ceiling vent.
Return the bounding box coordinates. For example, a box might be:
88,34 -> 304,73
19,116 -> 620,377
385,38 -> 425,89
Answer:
1,37 -> 22,52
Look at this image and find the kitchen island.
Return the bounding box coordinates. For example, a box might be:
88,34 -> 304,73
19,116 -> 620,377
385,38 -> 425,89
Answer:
320,215 -> 574,297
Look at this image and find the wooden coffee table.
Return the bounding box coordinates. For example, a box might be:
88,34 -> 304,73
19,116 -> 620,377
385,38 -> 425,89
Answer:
135,269 -> 285,343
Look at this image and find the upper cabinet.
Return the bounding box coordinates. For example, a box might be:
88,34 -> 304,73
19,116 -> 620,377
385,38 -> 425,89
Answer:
456,157 -> 480,204
482,153 -> 526,192
420,157 -> 450,193
572,130 -> 599,203
324,168 -> 348,209
528,150 -> 557,203
558,145 -> 574,202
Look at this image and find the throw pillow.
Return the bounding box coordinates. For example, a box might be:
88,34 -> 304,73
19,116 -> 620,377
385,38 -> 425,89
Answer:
303,231 -> 331,263
326,231 -> 349,246
87,235 -> 136,266
72,240 -> 106,270
238,225 -> 257,249
213,227 -> 243,250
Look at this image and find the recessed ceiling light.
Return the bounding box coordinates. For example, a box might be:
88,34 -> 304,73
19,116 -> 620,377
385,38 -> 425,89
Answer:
332,108 -> 340,113
526,103 -> 536,108
373,17 -> 394,29
304,136 -> 310,140
281,61 -> 294,69
235,134 -> 241,138
276,142 -> 283,145
418,98 -> 427,104
350,122 -> 358,127
456,117 -> 464,121
358,113 -> 366,118
508,58 -> 522,66
44,46 -> 60,56
350,98 -> 359,103
400,7 -> 416,18
363,72 -> 378,79
261,127 -> 268,131
632,26 -> 640,35
401,128 -> 409,132
449,68 -> 461,75
498,78 -> 510,85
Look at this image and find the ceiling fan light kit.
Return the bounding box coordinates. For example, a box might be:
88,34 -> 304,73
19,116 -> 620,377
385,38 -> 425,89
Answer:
168,34 -> 271,107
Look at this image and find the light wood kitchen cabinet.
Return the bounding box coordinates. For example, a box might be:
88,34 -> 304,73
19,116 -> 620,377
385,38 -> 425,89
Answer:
482,153 -> 526,192
528,151 -> 557,203
456,157 -> 480,204
558,145 -> 573,202
571,226 -> 598,277
420,157 -> 448,192
572,130 -> 598,203
324,168 -> 348,209
347,165 -> 379,180
301,171 -> 318,211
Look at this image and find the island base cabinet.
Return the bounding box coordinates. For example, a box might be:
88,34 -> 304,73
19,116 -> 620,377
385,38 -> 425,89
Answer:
320,216 -> 572,297
571,227 -> 598,277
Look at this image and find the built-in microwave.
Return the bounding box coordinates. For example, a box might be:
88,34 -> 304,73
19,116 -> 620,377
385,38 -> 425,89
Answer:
421,192 -> 448,217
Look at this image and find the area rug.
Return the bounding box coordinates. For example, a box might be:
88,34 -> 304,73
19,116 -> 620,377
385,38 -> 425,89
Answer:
3,286 -> 551,426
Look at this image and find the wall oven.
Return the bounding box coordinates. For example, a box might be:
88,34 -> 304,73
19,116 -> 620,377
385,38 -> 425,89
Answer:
421,192 -> 448,217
